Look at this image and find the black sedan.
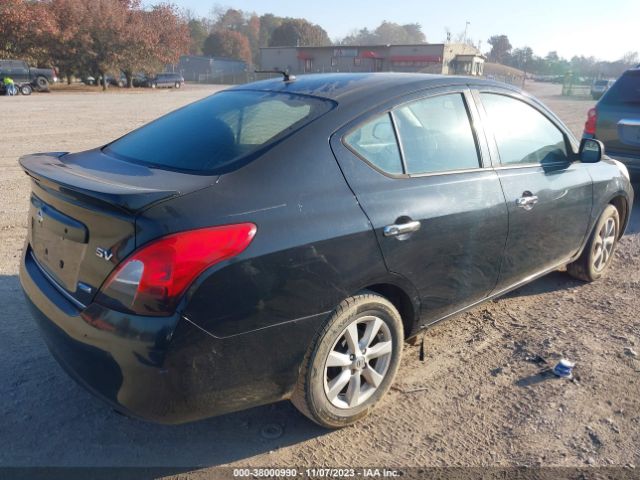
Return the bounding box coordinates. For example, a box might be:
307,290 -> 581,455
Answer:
19,73 -> 633,428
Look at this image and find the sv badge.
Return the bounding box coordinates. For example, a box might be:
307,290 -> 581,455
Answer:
96,247 -> 114,261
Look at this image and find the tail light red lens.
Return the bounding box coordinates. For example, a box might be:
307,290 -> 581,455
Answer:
584,107 -> 597,135
95,223 -> 257,316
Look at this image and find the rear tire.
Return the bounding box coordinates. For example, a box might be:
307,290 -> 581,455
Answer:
291,292 -> 403,428
567,204 -> 620,282
35,76 -> 49,91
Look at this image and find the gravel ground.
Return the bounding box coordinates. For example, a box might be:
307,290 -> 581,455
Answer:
0,81 -> 638,474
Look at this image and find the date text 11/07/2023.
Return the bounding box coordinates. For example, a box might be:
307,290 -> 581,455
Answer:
232,468 -> 401,478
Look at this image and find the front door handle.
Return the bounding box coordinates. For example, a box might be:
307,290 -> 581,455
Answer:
516,193 -> 539,210
383,220 -> 421,237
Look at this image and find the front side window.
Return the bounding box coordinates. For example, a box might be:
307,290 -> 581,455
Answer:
393,94 -> 480,174
106,90 -> 333,173
480,93 -> 568,166
344,113 -> 403,175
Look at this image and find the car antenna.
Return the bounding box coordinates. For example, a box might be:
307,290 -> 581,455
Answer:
254,70 -> 296,82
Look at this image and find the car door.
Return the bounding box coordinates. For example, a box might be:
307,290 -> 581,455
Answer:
331,87 -> 509,325
12,61 -> 30,83
473,89 -> 593,292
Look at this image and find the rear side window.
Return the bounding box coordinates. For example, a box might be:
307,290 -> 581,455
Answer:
602,71 -> 640,105
394,94 -> 480,174
105,91 -> 334,173
480,93 -> 568,166
344,113 -> 403,174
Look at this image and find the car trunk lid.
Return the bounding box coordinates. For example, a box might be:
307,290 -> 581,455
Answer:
20,150 -> 218,306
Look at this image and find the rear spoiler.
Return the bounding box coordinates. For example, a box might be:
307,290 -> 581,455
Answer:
19,151 -> 196,213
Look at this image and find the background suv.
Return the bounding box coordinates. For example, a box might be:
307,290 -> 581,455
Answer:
584,67 -> 640,178
148,72 -> 184,89
590,78 -> 616,100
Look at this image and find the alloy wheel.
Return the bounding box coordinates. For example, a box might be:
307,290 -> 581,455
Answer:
593,217 -> 616,272
323,315 -> 393,409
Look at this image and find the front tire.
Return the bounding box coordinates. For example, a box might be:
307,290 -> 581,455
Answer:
291,292 -> 403,428
567,204 -> 620,282
20,84 -> 32,95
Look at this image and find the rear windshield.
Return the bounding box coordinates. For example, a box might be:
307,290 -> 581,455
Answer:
105,90 -> 334,173
602,71 -> 640,105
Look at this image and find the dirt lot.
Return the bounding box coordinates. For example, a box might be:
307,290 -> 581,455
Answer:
1,82 -> 639,474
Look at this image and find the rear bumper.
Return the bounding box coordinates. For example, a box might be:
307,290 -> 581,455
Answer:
20,246 -> 316,424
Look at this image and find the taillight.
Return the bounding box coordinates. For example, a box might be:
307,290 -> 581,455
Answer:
95,223 -> 257,316
584,107 -> 597,135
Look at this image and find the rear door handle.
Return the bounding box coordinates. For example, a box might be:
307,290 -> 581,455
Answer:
516,194 -> 539,210
383,220 -> 421,237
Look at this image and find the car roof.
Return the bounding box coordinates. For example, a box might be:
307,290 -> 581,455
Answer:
231,73 -> 518,105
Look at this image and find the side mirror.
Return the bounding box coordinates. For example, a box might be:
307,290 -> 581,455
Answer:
579,138 -> 604,163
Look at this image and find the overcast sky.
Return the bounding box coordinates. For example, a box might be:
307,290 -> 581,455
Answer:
173,0 -> 639,61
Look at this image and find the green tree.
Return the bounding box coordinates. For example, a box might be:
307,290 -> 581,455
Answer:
269,19 -> 331,47
340,27 -> 377,46
188,18 -> 208,55
487,34 -> 512,64
215,8 -> 244,32
340,22 -> 426,46
203,29 -> 252,64
510,46 -> 533,71
374,21 -> 425,44
258,13 -> 283,47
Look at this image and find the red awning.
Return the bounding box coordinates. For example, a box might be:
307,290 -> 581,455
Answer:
390,55 -> 442,62
297,52 -> 313,60
359,50 -> 384,59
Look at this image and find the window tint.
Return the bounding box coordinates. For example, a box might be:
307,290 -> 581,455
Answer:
344,113 -> 403,174
480,93 -> 568,165
220,99 -> 313,145
394,94 -> 480,174
602,70 -> 640,105
106,91 -> 333,173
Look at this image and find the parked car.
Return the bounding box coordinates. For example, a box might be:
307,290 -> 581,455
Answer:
99,74 -> 126,88
0,59 -> 57,91
147,72 -> 184,89
590,78 -> 616,100
584,67 -> 640,179
131,73 -> 149,87
19,73 -> 632,428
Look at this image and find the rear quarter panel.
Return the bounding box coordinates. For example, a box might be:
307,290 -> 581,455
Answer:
584,158 -> 634,237
136,119 -> 394,338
